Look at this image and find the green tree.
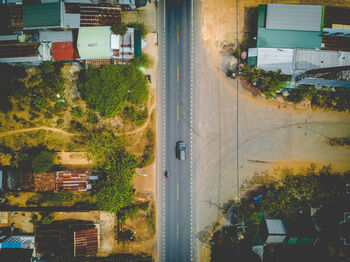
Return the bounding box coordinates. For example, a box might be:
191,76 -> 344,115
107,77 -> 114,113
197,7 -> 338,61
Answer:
31,150 -> 55,174
128,22 -> 148,38
111,22 -> 128,36
71,106 -> 84,119
80,64 -> 149,118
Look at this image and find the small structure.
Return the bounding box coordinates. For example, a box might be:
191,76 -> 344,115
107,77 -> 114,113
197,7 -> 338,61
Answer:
261,218 -> 287,244
35,220 -> 99,258
55,171 -> 94,192
0,235 -> 35,249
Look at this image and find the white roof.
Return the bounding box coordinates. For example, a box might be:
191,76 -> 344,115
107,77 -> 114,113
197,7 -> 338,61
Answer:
266,4 -> 323,31
266,219 -> 287,235
295,49 -> 350,73
111,34 -> 120,50
256,48 -> 295,75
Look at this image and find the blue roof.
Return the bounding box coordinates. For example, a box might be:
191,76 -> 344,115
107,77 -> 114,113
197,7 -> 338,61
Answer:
257,28 -> 322,49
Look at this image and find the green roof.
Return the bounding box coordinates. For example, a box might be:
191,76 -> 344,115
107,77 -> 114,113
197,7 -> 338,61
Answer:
77,27 -> 111,59
247,56 -> 257,67
134,29 -> 142,58
257,28 -> 322,49
23,3 -> 61,27
257,5 -> 266,28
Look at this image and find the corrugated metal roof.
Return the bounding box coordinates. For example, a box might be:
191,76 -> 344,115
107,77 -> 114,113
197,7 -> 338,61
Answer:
266,4 -> 323,31
23,2 -> 61,28
266,219 -> 287,235
257,5 -> 266,28
20,172 -> 55,192
257,28 -> 322,49
74,228 -> 98,256
295,49 -> 350,73
0,236 -> 34,249
39,30 -> 73,43
77,27 -> 111,59
55,171 -> 92,192
51,42 -> 74,61
256,48 -> 295,75
134,28 -> 142,58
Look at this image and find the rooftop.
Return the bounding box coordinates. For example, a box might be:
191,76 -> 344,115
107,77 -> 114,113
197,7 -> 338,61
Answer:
20,172 -> 56,192
55,171 -> 92,192
77,26 -> 111,59
23,2 -> 61,28
51,42 -> 74,61
266,4 -> 323,32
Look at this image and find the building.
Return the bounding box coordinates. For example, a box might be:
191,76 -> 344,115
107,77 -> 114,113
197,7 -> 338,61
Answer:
77,26 -> 143,64
35,220 -> 99,258
55,171 -> 97,192
248,4 -> 350,89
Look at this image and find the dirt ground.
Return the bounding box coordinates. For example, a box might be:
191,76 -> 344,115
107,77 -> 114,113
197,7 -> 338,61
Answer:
198,1 -> 350,261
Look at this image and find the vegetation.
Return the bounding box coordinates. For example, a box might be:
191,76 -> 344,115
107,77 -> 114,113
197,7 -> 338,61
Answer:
128,22 -> 148,38
40,212 -> 55,225
88,132 -> 138,213
141,128 -> 155,167
111,22 -> 128,36
87,112 -> 98,124
79,64 -> 149,118
132,52 -> 154,69
118,201 -> 149,222
241,65 -> 290,98
286,85 -> 317,104
71,106 -> 84,119
31,150 -> 56,174
123,105 -> 148,126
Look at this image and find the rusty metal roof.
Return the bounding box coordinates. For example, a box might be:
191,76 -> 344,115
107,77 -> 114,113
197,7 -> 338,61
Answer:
74,228 -> 98,256
55,171 -> 92,192
20,172 -> 55,192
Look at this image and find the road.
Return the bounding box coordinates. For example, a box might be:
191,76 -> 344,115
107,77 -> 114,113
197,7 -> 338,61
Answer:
156,0 -> 199,261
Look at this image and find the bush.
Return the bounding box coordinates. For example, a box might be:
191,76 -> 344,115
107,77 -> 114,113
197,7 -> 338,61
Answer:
329,137 -> 350,146
71,106 -> 84,119
40,212 -> 55,225
141,129 -> 155,167
132,52 -> 154,68
226,69 -> 234,78
56,119 -> 64,126
123,106 -> 147,126
286,85 -> 317,104
241,65 -> 289,98
41,190 -> 73,205
111,22 -> 128,36
128,22 -> 148,38
31,150 -> 56,174
87,112 -> 98,124
32,96 -> 48,112
54,102 -> 67,115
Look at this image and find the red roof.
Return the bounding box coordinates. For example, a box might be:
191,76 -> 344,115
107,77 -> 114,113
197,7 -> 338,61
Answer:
55,171 -> 92,192
51,42 -> 74,61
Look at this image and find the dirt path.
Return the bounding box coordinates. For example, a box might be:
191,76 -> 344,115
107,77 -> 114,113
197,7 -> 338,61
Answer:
0,126 -> 74,137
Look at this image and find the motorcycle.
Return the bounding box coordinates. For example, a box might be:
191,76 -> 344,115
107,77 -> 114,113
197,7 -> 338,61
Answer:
164,171 -> 169,179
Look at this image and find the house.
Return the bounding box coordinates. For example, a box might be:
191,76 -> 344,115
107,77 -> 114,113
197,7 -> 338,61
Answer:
35,220 -> 99,258
77,26 -> 143,65
248,4 -> 350,89
55,171 -> 97,192
0,234 -> 35,262
260,218 -> 287,244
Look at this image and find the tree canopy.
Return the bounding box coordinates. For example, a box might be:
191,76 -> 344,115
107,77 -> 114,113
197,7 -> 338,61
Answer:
88,132 -> 138,213
80,64 -> 149,118
111,23 -> 128,36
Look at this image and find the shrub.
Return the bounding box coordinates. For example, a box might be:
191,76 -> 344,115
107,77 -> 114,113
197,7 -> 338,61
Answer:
141,129 -> 155,167
56,119 -> 64,126
40,212 -> 55,225
226,69 -> 234,78
71,106 -> 84,119
128,22 -> 148,37
32,96 -> 47,112
111,22 -> 128,36
87,112 -> 98,124
132,52 -> 154,68
123,106 -> 148,126
286,85 -> 317,104
54,102 -> 67,115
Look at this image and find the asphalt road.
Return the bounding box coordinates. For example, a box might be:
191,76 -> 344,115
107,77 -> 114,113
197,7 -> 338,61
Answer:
157,0 -> 198,261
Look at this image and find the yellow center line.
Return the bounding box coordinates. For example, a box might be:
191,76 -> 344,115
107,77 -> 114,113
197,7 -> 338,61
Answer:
177,65 -> 179,83
177,26 -> 179,43
177,183 -> 179,200
177,223 -> 179,239
177,104 -> 179,122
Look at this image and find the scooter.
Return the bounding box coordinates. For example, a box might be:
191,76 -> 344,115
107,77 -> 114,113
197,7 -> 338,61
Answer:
164,171 -> 169,179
